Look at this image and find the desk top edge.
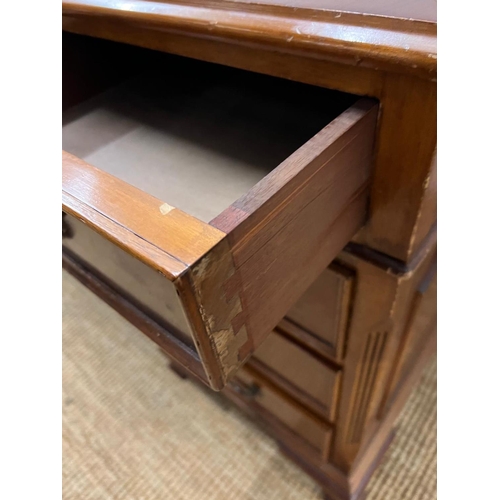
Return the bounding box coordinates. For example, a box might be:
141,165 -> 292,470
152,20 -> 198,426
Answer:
62,0 -> 437,79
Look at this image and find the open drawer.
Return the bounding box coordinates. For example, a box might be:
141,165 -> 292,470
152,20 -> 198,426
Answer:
62,33 -> 378,390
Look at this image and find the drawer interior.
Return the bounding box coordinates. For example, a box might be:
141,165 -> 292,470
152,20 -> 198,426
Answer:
63,33 -> 356,223
62,32 -> 377,390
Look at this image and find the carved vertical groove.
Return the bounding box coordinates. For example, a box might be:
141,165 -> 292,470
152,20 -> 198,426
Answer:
346,331 -> 388,444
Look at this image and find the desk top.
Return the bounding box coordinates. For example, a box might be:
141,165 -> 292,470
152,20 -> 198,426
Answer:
62,0 -> 437,79
228,0 -> 436,23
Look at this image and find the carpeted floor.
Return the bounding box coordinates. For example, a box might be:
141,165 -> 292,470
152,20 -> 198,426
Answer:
62,270 -> 436,500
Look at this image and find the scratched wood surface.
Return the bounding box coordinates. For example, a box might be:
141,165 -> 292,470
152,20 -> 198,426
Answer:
62,7 -> 436,262
63,152 -> 225,275
229,0 -> 437,22
61,10 -> 436,500
62,35 -> 377,389
209,102 -> 377,367
62,0 -> 436,80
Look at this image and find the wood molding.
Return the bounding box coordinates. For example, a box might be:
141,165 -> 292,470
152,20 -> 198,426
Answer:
62,0 -> 436,80
62,24 -> 436,263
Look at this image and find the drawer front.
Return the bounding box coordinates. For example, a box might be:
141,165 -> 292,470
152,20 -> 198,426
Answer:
280,263 -> 354,360
62,34 -> 378,390
233,371 -> 332,453
252,331 -> 340,420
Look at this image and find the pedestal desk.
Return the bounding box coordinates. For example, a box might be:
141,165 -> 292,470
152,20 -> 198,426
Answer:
62,2 -> 437,498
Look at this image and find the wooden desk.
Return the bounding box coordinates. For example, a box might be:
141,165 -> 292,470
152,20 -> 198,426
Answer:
62,2 -> 436,498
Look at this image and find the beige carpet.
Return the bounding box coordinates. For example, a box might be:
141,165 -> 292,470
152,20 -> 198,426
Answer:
62,270 -> 436,500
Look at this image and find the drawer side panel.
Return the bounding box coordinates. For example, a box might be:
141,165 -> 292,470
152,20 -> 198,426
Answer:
63,214 -> 195,348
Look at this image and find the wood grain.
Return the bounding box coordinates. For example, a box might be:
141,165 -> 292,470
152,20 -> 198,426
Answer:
63,12 -> 436,262
331,245 -> 437,471
62,0 -> 436,80
353,75 -> 437,261
177,239 -> 249,390
283,262 -> 354,360
62,25 -> 436,262
408,149 -> 437,258
62,151 -> 226,275
62,22 -> 385,98
61,10 -> 437,499
377,260 -> 437,418
228,0 -> 437,22
235,369 -> 332,453
212,101 -> 377,358
218,241 -> 436,497
349,332 -> 435,493
252,330 -> 340,420
62,86 -> 375,390
222,363 -> 396,500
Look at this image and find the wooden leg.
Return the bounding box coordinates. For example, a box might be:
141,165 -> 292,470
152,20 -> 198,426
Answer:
158,348 -> 190,380
323,491 -> 340,500
169,361 -> 189,379
322,490 -> 367,500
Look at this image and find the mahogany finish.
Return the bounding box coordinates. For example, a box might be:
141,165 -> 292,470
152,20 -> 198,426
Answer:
235,370 -> 333,454
62,0 -> 437,262
282,262 -> 354,361
62,251 -> 208,383
62,0 -> 436,80
226,250 -> 437,499
331,245 -> 437,471
252,330 -> 341,420
62,35 -> 378,390
230,0 -> 437,22
62,3 -> 437,499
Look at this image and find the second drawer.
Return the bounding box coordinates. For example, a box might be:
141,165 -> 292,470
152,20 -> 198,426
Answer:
279,262 -> 354,362
251,330 -> 341,421
233,370 -> 332,454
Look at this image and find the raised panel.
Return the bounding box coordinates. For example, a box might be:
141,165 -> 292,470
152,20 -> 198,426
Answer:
253,330 -> 340,419
283,263 -> 354,359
